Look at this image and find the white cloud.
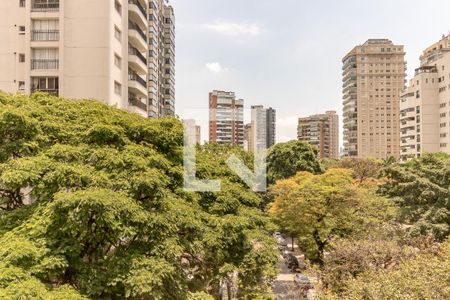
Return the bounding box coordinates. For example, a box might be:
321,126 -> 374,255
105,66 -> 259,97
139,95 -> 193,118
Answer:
204,21 -> 262,37
205,62 -> 228,73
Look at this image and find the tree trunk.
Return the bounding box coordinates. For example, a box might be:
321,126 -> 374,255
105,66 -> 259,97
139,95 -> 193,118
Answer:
227,282 -> 232,300
291,236 -> 295,251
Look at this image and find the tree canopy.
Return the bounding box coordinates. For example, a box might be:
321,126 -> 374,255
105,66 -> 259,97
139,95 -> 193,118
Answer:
266,140 -> 323,184
269,168 -> 394,263
0,92 -> 277,299
379,153 -> 450,240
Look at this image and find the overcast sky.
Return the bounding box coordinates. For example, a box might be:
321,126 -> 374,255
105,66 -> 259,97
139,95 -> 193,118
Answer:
172,0 -> 450,144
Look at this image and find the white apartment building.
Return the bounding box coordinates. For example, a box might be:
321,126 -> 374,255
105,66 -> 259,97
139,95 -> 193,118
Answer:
400,35 -> 450,161
0,0 -> 175,118
248,105 -> 276,152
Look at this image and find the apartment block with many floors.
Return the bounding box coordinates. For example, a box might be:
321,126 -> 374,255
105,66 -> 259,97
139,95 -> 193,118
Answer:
400,35 -> 450,161
0,0 -> 175,118
209,90 -> 244,147
246,105 -> 276,152
297,111 -> 339,159
343,39 -> 406,159
148,0 -> 175,118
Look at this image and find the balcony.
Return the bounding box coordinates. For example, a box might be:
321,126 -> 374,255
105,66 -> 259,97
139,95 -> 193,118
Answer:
31,29 -> 59,41
128,71 -> 147,96
31,59 -> 59,70
129,93 -> 148,111
128,45 -> 147,74
128,22 -> 147,52
128,0 -> 147,28
32,0 -> 59,12
31,88 -> 58,96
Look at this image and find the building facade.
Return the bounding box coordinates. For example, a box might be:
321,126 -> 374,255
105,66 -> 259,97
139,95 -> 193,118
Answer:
183,119 -> 201,145
297,111 -> 339,159
400,35 -> 450,161
148,0 -> 175,118
0,0 -> 175,118
343,39 -> 406,159
247,105 -> 276,152
209,90 -> 244,147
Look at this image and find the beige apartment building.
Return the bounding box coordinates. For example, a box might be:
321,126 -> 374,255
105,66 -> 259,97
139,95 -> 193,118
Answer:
0,0 -> 175,118
209,90 -> 244,147
400,35 -> 450,161
343,39 -> 406,159
148,0 -> 175,117
297,111 -> 339,159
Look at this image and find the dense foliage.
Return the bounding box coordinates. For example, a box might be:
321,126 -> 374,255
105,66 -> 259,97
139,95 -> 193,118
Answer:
269,168 -> 394,263
266,140 -> 323,184
0,92 -> 277,299
319,238 -> 450,300
379,153 -> 450,240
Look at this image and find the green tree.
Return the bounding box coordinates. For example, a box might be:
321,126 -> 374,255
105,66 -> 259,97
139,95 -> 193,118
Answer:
319,238 -> 450,300
379,153 -> 450,240
266,140 -> 323,184
270,168 -> 395,263
0,92 -> 277,298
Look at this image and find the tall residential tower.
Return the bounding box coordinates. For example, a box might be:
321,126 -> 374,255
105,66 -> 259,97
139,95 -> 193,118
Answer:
209,90 -> 244,147
400,35 -> 450,161
297,111 -> 339,159
148,0 -> 175,118
343,39 -> 406,159
247,105 -> 276,152
0,0 -> 175,118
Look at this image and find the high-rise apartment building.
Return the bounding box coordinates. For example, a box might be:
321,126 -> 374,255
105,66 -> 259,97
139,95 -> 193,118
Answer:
148,0 -> 175,118
244,123 -> 253,152
297,111 -> 339,159
209,90 -> 244,147
400,35 -> 450,161
247,105 -> 276,152
0,0 -> 175,118
183,119 -> 201,145
343,39 -> 406,159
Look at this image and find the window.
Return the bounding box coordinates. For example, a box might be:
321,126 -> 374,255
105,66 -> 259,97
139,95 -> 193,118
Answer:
114,0 -> 121,15
31,77 -> 59,94
114,53 -> 121,69
32,19 -> 59,41
19,53 -> 25,63
114,26 -> 121,42
18,81 -> 25,90
18,26 -> 25,34
19,0 -> 26,7
114,81 -> 122,95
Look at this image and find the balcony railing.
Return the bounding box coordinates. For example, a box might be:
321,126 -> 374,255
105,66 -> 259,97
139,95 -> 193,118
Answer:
128,72 -> 147,88
32,1 -> 59,12
31,30 -> 60,41
129,46 -> 147,65
128,22 -> 147,42
31,59 -> 59,70
129,0 -> 146,17
31,88 -> 59,96
129,94 -> 148,110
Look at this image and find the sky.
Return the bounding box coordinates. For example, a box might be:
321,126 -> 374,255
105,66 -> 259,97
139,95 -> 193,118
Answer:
171,0 -> 450,145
